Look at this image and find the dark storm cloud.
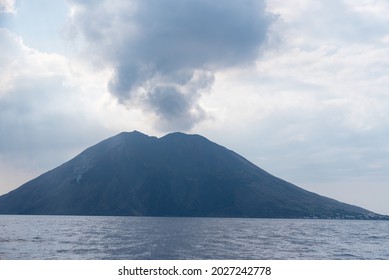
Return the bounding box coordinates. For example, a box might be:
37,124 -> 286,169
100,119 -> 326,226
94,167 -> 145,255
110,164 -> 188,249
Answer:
67,0 -> 273,130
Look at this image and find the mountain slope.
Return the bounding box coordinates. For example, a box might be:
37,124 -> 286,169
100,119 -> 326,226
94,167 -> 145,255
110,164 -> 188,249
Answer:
0,131 -> 384,218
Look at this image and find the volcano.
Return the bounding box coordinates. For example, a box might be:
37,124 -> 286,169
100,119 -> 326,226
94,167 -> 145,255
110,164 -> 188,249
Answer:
0,131 -> 384,219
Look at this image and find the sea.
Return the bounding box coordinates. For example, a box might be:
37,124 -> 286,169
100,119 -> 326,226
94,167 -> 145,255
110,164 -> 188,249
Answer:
0,215 -> 388,260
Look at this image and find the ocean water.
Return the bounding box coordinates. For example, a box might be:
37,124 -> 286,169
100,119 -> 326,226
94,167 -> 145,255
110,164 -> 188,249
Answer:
0,215 -> 388,260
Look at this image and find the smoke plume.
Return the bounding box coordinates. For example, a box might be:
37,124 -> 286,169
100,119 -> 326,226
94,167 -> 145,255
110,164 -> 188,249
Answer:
67,0 -> 273,130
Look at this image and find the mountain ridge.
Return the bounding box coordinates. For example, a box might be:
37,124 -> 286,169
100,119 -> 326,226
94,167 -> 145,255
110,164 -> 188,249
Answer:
0,131 -> 387,219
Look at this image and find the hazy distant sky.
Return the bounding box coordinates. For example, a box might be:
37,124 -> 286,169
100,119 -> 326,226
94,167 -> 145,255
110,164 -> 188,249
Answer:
1,0 -> 389,214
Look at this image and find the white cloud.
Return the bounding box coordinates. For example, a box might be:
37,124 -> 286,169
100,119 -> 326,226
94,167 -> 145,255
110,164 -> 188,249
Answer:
0,0 -> 15,14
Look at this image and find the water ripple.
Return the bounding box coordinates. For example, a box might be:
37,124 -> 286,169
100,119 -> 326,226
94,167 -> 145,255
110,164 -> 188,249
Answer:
0,216 -> 389,259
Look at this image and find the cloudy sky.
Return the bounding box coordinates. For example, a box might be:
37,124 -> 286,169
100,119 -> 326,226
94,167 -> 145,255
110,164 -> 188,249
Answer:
1,0 -> 389,214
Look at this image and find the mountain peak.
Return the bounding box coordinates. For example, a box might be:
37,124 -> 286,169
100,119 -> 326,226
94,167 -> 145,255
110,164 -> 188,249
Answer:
116,131 -> 205,142
105,130 -> 155,145
161,131 -> 210,142
115,130 -> 151,138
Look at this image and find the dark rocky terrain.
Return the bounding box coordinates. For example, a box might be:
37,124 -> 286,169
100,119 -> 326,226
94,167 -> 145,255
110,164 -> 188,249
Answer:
0,131 -> 387,219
